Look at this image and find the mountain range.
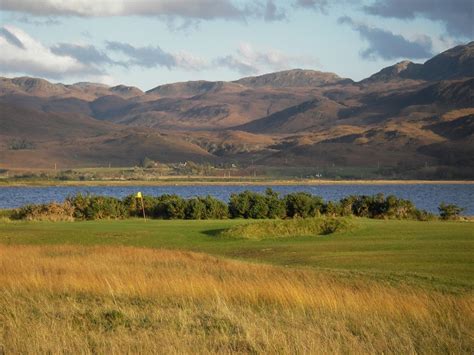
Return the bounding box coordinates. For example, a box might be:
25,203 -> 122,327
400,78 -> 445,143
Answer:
1,41 -> 473,178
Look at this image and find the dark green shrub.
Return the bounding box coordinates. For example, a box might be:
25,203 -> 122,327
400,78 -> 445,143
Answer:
350,195 -> 377,218
229,191 -> 252,218
185,198 -> 207,219
200,195 -> 228,219
229,191 -> 269,219
67,194 -> 127,220
338,194 -> 431,220
384,195 -> 418,219
154,194 -> 186,219
123,194 -> 158,217
66,193 -> 90,219
265,188 -> 286,219
154,195 -> 229,220
438,202 -> 464,220
412,209 -> 436,221
284,192 -> 324,218
339,196 -> 356,216
322,201 -> 341,217
247,193 -> 269,219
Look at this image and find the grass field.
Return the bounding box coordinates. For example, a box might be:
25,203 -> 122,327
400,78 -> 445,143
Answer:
2,166 -> 474,187
0,218 -> 473,353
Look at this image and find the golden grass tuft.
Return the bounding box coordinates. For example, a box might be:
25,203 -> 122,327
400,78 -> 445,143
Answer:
0,245 -> 472,353
220,217 -> 351,240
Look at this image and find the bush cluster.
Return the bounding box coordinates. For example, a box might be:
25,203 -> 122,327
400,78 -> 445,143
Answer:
12,190 -> 460,222
284,192 -> 324,218
336,194 -> 429,220
13,193 -> 229,221
438,202 -> 464,220
67,195 -> 127,220
122,194 -> 228,220
229,190 -> 434,221
12,202 -> 75,221
229,189 -> 286,219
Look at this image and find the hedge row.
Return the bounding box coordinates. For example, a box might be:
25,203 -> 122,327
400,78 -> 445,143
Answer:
228,190 -> 435,220
12,194 -> 228,221
10,189 -> 459,222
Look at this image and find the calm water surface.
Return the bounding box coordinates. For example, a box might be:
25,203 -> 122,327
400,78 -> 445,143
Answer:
1,184 -> 473,214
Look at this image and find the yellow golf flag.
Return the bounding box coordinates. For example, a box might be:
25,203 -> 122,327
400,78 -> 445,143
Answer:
136,192 -> 146,221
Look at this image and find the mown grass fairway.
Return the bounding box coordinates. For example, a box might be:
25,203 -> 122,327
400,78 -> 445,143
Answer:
0,218 -> 472,289
0,218 -> 473,353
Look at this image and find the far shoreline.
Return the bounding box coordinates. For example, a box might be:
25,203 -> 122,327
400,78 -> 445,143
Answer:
1,178 -> 474,187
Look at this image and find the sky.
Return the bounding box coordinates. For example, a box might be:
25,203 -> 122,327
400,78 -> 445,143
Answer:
0,0 -> 472,91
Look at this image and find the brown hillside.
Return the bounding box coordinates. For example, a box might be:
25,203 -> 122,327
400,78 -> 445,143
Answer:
0,42 -> 473,175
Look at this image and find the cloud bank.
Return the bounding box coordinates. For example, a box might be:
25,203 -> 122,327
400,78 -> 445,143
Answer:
0,0 -> 287,23
105,41 -> 208,70
339,16 -> 433,60
215,42 -> 320,75
1,25 -> 319,81
0,25 -> 100,79
364,0 -> 473,38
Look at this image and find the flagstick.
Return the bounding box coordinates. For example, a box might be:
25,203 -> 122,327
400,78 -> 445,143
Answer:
140,196 -> 146,222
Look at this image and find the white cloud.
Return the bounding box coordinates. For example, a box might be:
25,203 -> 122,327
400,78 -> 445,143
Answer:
215,42 -> 320,74
173,52 -> 209,71
0,25 -> 99,79
0,25 -> 320,82
0,0 -> 261,21
86,74 -> 118,86
105,41 -> 209,71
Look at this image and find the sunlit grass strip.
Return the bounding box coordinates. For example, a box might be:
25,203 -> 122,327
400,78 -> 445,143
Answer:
0,244 -> 472,353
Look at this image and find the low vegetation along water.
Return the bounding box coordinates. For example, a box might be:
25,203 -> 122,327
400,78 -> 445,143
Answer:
1,183 -> 474,214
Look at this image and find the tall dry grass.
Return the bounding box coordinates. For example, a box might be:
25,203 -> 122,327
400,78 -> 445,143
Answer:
0,245 -> 472,354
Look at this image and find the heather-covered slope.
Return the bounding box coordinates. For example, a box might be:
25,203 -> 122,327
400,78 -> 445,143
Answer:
0,42 -> 473,175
